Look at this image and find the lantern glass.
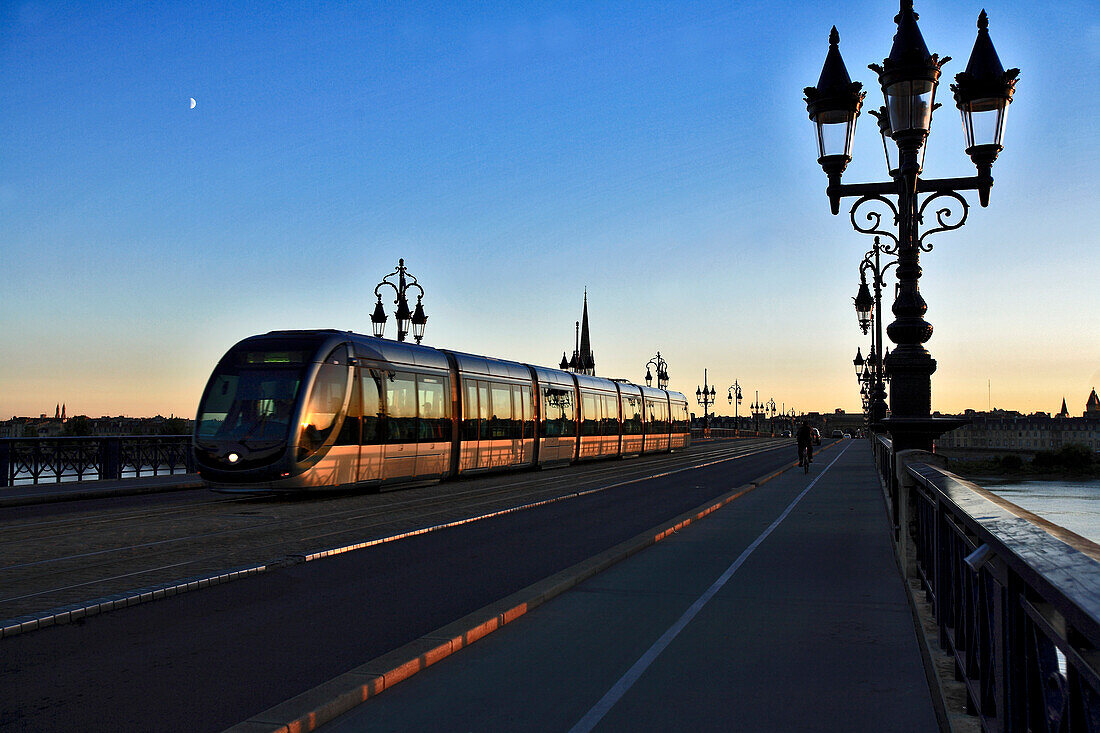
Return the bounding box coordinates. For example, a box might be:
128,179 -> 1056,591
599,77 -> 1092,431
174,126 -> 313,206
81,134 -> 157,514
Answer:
960,97 -> 1008,149
886,79 -> 936,134
814,109 -> 857,160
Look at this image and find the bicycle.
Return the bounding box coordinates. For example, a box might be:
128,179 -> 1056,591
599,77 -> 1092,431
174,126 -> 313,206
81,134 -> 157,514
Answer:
799,445 -> 811,474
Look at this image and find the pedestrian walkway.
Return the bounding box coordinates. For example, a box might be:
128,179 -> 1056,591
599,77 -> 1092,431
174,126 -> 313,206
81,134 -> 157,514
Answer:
0,473 -> 201,507
310,440 -> 940,732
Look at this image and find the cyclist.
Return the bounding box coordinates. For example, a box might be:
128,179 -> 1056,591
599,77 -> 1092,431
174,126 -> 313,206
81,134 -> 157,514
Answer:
796,420 -> 814,469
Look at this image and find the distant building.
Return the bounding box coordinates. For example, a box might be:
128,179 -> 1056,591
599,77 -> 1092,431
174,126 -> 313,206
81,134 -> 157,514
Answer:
1,411 -> 193,438
938,392 -> 1100,453
1086,389 -> 1100,418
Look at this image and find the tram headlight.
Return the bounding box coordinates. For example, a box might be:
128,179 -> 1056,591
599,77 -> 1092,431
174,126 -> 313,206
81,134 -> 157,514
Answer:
227,453 -> 239,464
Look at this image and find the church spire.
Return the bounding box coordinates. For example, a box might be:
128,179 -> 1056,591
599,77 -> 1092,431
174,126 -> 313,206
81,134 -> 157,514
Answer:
558,289 -> 596,376
578,288 -> 594,375
1057,397 -> 1069,418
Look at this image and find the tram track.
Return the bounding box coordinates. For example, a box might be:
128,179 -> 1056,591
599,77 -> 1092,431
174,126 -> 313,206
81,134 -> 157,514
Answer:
0,439 -> 789,633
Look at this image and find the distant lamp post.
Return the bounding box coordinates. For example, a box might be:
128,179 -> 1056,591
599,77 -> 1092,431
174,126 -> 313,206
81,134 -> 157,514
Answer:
696,370 -> 716,436
645,351 -> 669,390
751,392 -> 764,434
855,236 -> 896,426
372,259 -> 427,344
727,381 -> 743,433
765,398 -> 777,435
805,3 -> 1017,451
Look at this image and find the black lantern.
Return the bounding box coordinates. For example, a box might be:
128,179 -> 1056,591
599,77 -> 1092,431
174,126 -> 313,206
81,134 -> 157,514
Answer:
873,2 -> 944,139
951,11 -> 1018,204
370,297 -> 388,338
395,294 -> 412,342
853,347 -> 865,377
804,27 -> 866,213
410,296 -> 428,344
853,279 -> 874,335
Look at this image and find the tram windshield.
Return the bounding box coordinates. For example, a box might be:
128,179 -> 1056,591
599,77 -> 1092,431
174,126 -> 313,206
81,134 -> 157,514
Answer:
195,338 -> 318,448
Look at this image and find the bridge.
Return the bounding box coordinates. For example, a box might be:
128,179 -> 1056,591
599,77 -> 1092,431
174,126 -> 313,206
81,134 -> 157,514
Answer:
1,435 -> 1098,732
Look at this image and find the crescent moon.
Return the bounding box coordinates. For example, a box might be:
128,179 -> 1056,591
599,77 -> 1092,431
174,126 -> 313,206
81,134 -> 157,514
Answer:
189,98 -> 196,109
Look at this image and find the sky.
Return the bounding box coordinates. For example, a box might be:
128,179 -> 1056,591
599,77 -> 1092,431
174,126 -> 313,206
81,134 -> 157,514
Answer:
1,0 -> 1098,420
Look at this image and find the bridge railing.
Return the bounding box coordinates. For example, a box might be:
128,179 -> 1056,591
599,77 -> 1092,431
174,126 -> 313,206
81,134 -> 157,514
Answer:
0,436 -> 194,487
871,436 -> 1100,731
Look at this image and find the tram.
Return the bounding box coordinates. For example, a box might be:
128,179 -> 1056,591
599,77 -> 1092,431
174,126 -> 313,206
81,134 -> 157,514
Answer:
192,330 -> 691,492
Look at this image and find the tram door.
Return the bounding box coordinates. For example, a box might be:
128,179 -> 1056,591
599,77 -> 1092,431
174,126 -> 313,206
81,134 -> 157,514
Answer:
357,368 -> 385,483
382,371 -> 418,482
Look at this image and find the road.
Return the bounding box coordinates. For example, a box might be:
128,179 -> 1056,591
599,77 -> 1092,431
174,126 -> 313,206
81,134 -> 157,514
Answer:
1,439 -> 794,732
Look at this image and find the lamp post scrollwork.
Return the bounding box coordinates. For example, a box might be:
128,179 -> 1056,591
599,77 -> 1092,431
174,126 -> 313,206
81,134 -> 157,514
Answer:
371,259 -> 428,344
645,351 -> 669,390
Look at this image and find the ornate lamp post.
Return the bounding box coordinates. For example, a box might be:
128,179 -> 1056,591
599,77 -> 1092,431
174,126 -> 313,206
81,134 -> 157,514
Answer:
727,381 -> 743,433
765,398 -> 777,435
645,351 -> 670,390
371,259 -> 428,344
696,370 -> 716,436
855,236 -> 897,427
751,392 -> 764,434
805,3 -> 1017,452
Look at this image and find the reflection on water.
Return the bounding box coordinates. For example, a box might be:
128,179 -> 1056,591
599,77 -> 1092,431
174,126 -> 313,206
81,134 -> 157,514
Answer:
981,479 -> 1100,544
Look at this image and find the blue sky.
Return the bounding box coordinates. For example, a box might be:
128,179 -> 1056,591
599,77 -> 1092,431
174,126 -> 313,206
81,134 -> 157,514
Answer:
2,1 -> 1097,419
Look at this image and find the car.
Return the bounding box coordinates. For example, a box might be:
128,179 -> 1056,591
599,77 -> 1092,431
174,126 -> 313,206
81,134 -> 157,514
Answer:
781,430 -> 792,437
812,428 -> 821,445
831,429 -> 843,438
843,433 -> 852,439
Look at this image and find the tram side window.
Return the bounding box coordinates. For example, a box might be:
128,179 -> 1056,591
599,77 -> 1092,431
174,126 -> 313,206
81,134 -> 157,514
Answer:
298,358 -> 349,460
542,387 -> 575,437
622,395 -> 643,435
654,401 -> 670,433
521,385 -> 535,439
478,382 -> 491,440
580,392 -> 600,437
418,375 -> 450,443
385,372 -> 418,443
512,385 -> 529,440
360,369 -> 384,445
461,379 -> 479,441
489,383 -> 515,439
336,376 -> 361,446
601,395 -> 619,435
673,403 -> 689,432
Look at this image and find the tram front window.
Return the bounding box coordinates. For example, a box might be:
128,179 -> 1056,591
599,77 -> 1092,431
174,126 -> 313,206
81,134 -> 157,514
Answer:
197,368 -> 302,448
195,339 -> 318,456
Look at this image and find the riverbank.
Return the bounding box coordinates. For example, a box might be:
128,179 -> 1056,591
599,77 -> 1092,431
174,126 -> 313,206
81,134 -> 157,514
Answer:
939,447 -> 1100,482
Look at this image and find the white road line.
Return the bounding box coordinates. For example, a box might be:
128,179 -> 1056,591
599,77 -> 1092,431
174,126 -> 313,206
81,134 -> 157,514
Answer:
568,441 -> 853,733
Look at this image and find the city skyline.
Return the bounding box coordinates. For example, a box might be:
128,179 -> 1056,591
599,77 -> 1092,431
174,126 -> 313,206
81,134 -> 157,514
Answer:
2,1 -> 1097,419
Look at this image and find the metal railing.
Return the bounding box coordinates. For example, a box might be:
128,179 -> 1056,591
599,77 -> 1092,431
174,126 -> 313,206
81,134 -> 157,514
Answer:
0,436 -> 194,487
871,435 -> 1100,731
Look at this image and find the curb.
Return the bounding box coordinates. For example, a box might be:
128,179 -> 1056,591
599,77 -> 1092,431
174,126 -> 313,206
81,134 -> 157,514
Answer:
0,477 -> 203,508
225,449 -> 830,733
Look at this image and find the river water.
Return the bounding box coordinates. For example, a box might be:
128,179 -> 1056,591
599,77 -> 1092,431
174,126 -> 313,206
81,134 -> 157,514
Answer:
980,479 -> 1100,544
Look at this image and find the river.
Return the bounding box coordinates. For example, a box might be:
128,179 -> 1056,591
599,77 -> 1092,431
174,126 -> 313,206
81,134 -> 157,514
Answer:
980,478 -> 1100,544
